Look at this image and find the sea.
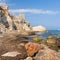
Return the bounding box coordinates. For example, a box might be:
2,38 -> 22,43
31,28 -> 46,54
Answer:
28,30 -> 60,40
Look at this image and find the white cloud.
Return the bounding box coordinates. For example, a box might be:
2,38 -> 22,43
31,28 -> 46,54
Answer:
9,9 -> 59,15
0,0 -> 7,6
0,0 -> 59,15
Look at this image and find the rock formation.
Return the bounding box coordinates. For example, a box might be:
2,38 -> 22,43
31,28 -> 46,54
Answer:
0,6 -> 13,30
12,14 -> 31,32
0,6 -> 32,34
32,25 -> 46,32
25,42 -> 60,60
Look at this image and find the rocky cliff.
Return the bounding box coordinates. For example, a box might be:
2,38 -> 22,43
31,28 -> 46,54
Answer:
0,6 -> 31,34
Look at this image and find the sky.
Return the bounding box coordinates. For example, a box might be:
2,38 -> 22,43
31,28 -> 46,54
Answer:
0,0 -> 60,30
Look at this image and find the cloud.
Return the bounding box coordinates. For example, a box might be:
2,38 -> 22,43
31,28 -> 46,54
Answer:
0,0 -> 7,6
0,0 -> 59,15
9,9 -> 59,15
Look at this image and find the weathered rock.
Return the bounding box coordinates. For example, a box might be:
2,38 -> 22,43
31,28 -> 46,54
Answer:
0,6 -> 32,34
21,31 -> 35,36
47,38 -> 57,46
34,45 -> 60,60
23,21 -> 32,31
47,37 -> 60,47
0,22 -> 6,33
32,37 -> 42,43
56,38 -> 60,46
0,6 -> 13,30
24,57 -> 33,60
11,14 -> 32,32
1,51 -> 21,57
0,33 -> 29,59
32,25 -> 47,32
25,42 -> 42,56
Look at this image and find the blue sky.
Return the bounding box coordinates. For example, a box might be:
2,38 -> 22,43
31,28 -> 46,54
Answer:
0,0 -> 60,30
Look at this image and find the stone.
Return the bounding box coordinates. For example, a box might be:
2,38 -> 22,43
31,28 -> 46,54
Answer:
47,38 -> 57,46
32,37 -> 42,43
56,38 -> 60,46
0,22 -> 6,33
25,42 -> 41,56
47,36 -> 53,39
0,6 -> 13,30
23,21 -> 32,31
0,6 -> 32,34
25,57 -> 33,60
34,45 -> 60,60
32,25 -> 46,32
21,31 -> 35,36
0,33 -> 29,59
12,14 -> 32,32
1,51 -> 21,57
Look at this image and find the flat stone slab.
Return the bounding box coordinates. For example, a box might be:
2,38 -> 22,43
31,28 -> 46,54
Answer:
1,51 -> 21,57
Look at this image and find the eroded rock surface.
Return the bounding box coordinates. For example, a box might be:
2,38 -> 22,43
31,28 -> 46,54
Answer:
25,42 -> 60,60
0,6 -> 32,34
0,33 -> 29,60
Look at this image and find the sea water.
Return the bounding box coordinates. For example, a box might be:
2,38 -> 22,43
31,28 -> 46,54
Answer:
28,30 -> 60,40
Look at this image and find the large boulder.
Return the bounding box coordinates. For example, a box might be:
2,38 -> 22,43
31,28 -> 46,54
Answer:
34,46 -> 60,60
25,43 -> 60,60
25,42 -> 42,56
32,25 -> 46,32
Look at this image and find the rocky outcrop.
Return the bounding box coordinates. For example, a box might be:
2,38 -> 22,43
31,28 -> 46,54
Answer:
32,25 -> 47,32
0,6 -> 32,34
25,42 -> 60,60
25,42 -> 41,56
0,6 -> 13,30
0,33 -> 29,60
0,33 -> 60,60
12,14 -> 31,32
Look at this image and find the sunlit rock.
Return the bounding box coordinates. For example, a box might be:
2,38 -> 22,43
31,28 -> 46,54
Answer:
32,25 -> 46,32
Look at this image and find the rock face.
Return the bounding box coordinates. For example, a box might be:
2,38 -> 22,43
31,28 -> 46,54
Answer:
0,33 -> 28,60
25,42 -> 41,56
25,42 -> 60,60
0,6 -> 32,34
32,25 -> 46,32
34,47 -> 60,60
0,6 -> 13,30
0,33 -> 60,60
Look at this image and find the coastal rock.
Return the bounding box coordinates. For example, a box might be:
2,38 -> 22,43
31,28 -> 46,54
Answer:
34,49 -> 57,60
32,37 -> 43,43
34,45 -> 60,60
0,23 -> 6,33
0,6 -> 13,30
56,38 -> 60,46
1,51 -> 21,57
21,31 -> 35,36
24,57 -> 33,60
47,37 -> 60,47
0,6 -> 32,34
25,42 -> 41,56
47,38 -> 57,46
0,33 -> 29,59
32,25 -> 46,32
